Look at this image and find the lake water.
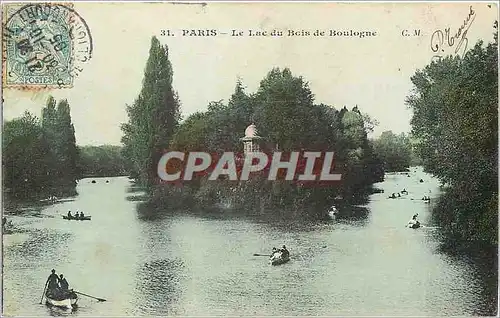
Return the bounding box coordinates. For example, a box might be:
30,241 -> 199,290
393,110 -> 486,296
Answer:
2,168 -> 497,316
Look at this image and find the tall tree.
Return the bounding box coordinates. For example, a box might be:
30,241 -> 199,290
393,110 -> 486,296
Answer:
406,27 -> 498,244
228,79 -> 254,134
337,107 -> 383,194
41,96 -> 59,188
41,96 -> 78,189
3,112 -> 51,197
56,99 -> 79,186
4,96 -> 78,199
121,36 -> 181,188
253,68 -> 315,151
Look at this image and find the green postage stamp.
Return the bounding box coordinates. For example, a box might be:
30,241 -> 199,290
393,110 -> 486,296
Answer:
3,3 -> 92,88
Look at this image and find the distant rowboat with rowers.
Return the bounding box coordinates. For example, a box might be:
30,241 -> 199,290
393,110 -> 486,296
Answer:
62,215 -> 91,221
269,245 -> 290,266
269,251 -> 290,266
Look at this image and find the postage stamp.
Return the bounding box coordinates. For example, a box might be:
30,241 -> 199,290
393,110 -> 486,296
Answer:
2,3 -> 92,89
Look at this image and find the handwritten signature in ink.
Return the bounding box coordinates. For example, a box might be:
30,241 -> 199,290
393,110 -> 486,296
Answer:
430,6 -> 476,58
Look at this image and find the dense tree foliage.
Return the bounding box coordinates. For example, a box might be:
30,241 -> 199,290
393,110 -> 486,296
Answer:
3,112 -> 51,198
372,131 -> 413,172
171,80 -> 254,154
121,36 -> 181,187
3,96 -> 79,199
154,67 -> 384,214
77,145 -> 127,177
42,97 -> 79,188
406,27 -> 498,244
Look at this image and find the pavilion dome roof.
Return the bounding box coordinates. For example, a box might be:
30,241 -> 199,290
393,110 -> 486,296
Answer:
244,123 -> 259,138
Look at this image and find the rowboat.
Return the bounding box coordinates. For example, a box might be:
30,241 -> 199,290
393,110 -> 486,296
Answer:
62,215 -> 91,221
328,206 -> 338,219
407,220 -> 421,229
40,196 -> 58,202
45,289 -> 78,309
2,220 -> 14,234
269,251 -> 290,266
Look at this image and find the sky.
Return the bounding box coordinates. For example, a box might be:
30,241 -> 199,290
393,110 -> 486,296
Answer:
3,2 -> 498,146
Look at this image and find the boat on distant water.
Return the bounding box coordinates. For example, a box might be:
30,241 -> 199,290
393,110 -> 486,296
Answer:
407,214 -> 421,229
45,289 -> 78,309
269,251 -> 290,266
407,220 -> 421,229
2,220 -> 14,234
327,206 -> 338,219
62,215 -> 91,221
40,196 -> 58,202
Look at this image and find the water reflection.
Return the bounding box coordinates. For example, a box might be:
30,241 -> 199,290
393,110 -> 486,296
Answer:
3,173 -> 498,316
335,205 -> 369,225
45,305 -> 76,317
434,238 -> 498,316
134,259 -> 186,316
126,185 -> 149,203
5,230 -> 71,265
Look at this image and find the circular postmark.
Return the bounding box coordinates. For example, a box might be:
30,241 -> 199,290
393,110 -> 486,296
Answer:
3,3 -> 93,89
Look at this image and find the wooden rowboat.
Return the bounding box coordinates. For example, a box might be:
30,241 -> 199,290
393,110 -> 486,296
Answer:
62,215 -> 91,221
328,206 -> 338,219
269,251 -> 290,266
407,220 -> 421,229
45,289 -> 78,309
2,221 -> 14,234
40,196 -> 58,202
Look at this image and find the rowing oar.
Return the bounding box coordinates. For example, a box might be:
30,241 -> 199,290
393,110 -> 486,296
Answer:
74,291 -> 106,302
39,281 -> 48,304
253,253 -> 271,257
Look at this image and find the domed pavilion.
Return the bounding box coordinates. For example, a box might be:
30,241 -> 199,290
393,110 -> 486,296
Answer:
240,123 -> 262,154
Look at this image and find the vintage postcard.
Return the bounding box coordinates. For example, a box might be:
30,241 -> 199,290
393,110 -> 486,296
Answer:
1,1 -> 498,316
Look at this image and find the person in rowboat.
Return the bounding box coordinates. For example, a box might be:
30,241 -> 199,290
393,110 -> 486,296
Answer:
281,245 -> 289,258
407,214 -> 420,228
80,211 -> 85,218
271,247 -> 279,257
75,212 -> 80,219
46,269 -> 60,291
59,274 -> 70,291
67,211 -> 72,218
